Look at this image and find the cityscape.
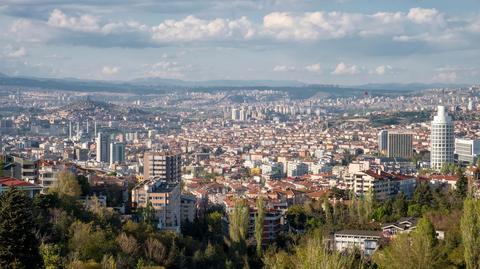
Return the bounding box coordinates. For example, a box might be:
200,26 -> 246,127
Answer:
1,1 -> 480,269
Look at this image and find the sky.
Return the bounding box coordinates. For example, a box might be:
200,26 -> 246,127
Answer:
0,0 -> 479,85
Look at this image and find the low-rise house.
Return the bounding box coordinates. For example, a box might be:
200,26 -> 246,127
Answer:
334,230 -> 382,256
0,176 -> 43,198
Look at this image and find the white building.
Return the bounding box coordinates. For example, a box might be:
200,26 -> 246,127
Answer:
287,161 -> 309,178
334,230 -> 382,256
430,106 -> 454,170
455,138 -> 480,165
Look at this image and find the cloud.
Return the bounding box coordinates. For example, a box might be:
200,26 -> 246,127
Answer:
407,8 -> 444,25
5,47 -> 27,58
262,11 -> 361,40
151,15 -> 254,42
3,7 -> 479,50
305,63 -> 322,73
433,72 -> 457,83
370,65 -> 393,75
273,65 -> 296,72
101,66 -> 119,75
332,62 -> 359,75
143,61 -> 192,78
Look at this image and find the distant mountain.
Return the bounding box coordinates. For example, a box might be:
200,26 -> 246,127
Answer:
0,72 -> 8,78
354,83 -> 467,91
132,77 -> 305,87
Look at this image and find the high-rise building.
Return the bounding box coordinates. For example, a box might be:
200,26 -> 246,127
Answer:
378,130 -> 388,154
430,106 -> 454,170
143,151 -> 182,182
96,132 -> 110,163
110,142 -> 125,165
455,138 -> 480,165
387,132 -> 413,159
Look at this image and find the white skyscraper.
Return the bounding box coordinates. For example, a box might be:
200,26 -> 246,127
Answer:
378,130 -> 388,154
430,106 -> 454,170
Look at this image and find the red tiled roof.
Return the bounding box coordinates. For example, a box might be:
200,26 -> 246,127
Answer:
0,177 -> 38,187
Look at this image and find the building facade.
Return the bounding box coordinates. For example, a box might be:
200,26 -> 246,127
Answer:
143,151 -> 182,182
378,130 -> 388,154
96,132 -> 110,163
110,142 -> 125,165
387,132 -> 413,159
455,138 -> 480,165
430,106 -> 454,170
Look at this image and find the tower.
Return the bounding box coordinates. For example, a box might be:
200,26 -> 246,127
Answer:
430,106 -> 454,170
96,132 -> 111,163
378,130 -> 388,154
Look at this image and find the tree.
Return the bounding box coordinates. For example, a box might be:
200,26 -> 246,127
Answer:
40,243 -> 62,269
374,216 -> 437,269
142,200 -> 156,227
255,196 -> 265,257
51,170 -> 81,198
68,220 -> 111,261
144,237 -> 166,265
456,174 -> 468,199
116,232 -> 139,256
0,159 -> 4,177
0,188 -> 43,268
461,198 -> 480,269
229,199 -> 250,255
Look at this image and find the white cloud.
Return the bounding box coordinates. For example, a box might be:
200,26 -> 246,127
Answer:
370,65 -> 393,75
433,72 -> 457,83
101,66 -> 119,75
262,11 -> 362,40
305,63 -> 322,73
407,8 -> 444,25
5,47 -> 27,58
332,62 -> 359,75
273,65 -> 296,72
143,61 -> 192,78
151,15 -> 255,42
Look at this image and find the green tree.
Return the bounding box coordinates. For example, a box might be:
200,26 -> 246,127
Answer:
374,216 -> 437,269
142,200 -> 156,227
456,174 -> 468,199
255,196 -> 265,257
40,243 -> 62,269
0,159 -> 4,177
461,198 -> 480,269
68,220 -> 112,262
229,199 -> 249,253
51,170 -> 81,198
0,188 -> 43,268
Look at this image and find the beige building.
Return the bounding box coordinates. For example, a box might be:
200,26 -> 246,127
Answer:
132,179 -> 182,232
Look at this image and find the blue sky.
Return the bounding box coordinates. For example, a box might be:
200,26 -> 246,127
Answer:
0,0 -> 479,85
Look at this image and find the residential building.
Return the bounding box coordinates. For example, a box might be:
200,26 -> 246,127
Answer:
131,179 -> 182,232
0,176 -> 42,198
287,161 -> 309,178
143,151 -> 182,182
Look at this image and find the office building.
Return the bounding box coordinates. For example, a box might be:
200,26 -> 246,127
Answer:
74,148 -> 89,161
143,151 -> 182,182
387,132 -> 413,159
110,142 -> 125,165
430,106 -> 454,170
455,138 -> 480,165
96,132 -> 110,163
378,130 -> 388,154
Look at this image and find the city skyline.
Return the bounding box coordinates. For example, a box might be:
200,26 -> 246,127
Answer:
0,0 -> 479,85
